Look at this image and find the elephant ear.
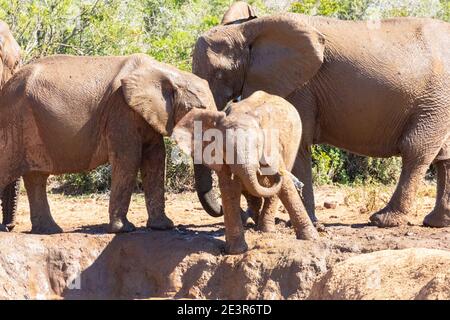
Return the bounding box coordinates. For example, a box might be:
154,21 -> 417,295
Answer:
240,14 -> 325,98
121,67 -> 175,136
221,1 -> 257,25
0,35 -> 4,86
0,21 -> 20,88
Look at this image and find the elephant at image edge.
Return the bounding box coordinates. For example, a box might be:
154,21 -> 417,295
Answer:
192,3 -> 450,228
173,91 -> 319,253
0,21 -> 21,232
0,53 -> 216,234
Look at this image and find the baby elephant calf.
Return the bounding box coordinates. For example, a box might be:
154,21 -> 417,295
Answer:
173,91 -> 319,254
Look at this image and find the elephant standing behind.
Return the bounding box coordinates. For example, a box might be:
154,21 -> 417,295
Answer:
173,91 -> 318,253
192,3 -> 450,229
0,21 -> 21,231
0,53 -> 216,234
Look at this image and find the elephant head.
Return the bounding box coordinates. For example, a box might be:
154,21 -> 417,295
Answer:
172,107 -> 283,199
221,1 -> 257,25
0,21 -> 21,88
193,12 -> 325,110
120,56 -> 222,217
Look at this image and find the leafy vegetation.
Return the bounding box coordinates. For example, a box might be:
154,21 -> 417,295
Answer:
0,0 -> 448,193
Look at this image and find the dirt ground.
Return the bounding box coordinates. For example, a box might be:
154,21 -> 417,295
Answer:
12,181 -> 448,238
2,182 -> 449,299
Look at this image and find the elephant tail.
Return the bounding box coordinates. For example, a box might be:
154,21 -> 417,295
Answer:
1,179 -> 20,231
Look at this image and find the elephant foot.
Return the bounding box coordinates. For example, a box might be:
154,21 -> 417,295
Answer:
309,213 -> 319,224
0,224 -> 8,232
296,224 -> 320,241
147,214 -> 174,230
225,239 -> 249,255
423,209 -> 450,228
108,218 -> 136,233
241,209 -> 251,225
257,220 -> 275,233
313,221 -> 326,232
5,224 -> 15,232
284,219 -> 325,232
31,222 -> 63,235
369,207 -> 408,228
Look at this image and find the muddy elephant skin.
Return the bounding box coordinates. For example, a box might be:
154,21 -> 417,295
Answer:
0,21 -> 21,231
193,4 -> 450,229
0,54 -> 216,234
173,91 -> 319,254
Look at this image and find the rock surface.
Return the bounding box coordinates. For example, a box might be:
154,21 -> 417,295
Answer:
0,231 -> 329,300
1,230 -> 450,300
309,248 -> 450,300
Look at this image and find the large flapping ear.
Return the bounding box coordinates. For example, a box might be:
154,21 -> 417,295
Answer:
239,14 -> 325,98
221,1 -> 258,25
172,108 -> 226,157
121,65 -> 176,136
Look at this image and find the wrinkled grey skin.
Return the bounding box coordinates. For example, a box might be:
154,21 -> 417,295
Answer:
193,5 -> 450,229
0,53 -> 216,234
0,21 -> 21,232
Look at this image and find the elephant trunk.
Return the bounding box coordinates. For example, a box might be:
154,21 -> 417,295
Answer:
194,164 -> 223,217
1,179 -> 20,231
234,166 -> 282,198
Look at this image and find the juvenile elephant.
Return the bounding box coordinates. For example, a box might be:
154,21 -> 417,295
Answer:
192,4 -> 450,228
0,53 -> 216,234
0,21 -> 21,231
173,91 -> 319,254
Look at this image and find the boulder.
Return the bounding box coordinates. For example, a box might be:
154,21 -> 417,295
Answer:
309,248 -> 450,300
0,231 -> 328,300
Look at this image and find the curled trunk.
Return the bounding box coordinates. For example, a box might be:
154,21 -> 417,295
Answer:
235,166 -> 282,198
194,164 -> 223,217
1,179 -> 20,231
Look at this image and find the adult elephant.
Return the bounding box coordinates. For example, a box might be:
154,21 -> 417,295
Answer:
0,53 -> 216,234
192,3 -> 450,228
0,21 -> 21,231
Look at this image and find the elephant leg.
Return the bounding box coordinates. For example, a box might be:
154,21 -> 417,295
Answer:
242,191 -> 262,225
278,173 -> 318,240
370,120 -> 441,227
23,172 -> 62,234
106,111 -> 143,233
1,179 -> 20,231
218,168 -> 247,254
257,196 -> 278,232
424,159 -> 450,227
108,156 -> 140,233
291,145 -> 317,223
141,136 -> 174,230
370,158 -> 431,227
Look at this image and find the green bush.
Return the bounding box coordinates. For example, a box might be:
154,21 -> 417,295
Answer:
53,165 -> 113,195
165,138 -> 195,193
